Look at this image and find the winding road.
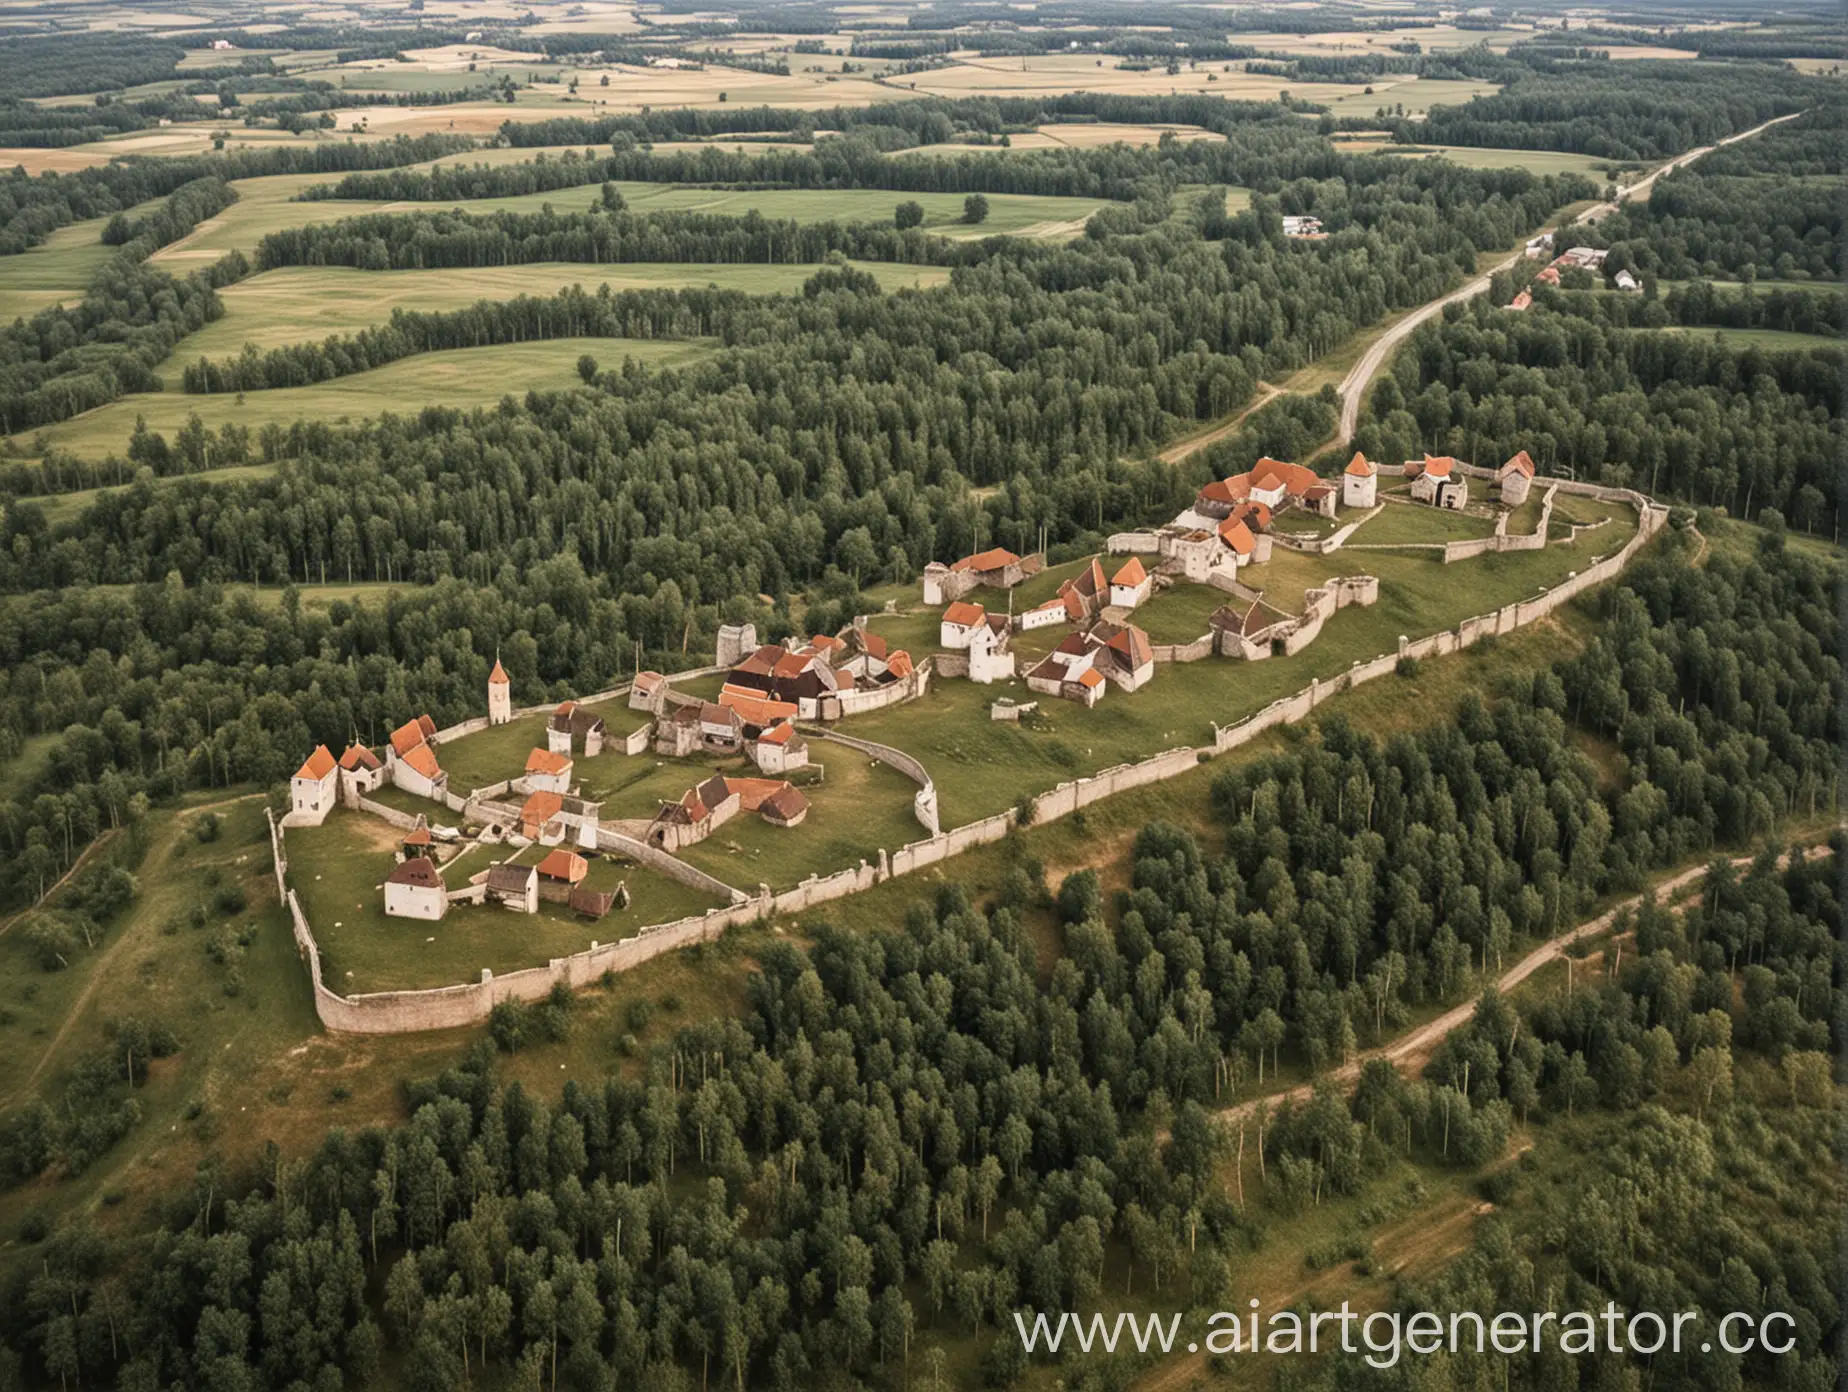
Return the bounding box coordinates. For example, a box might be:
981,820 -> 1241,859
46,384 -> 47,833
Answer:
1331,111 -> 1805,444
1215,840 -> 1829,1131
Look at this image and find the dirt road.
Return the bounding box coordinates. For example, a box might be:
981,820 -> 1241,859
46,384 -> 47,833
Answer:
1158,382 -> 1282,465
1331,111 -> 1804,444
1216,841 -> 1827,1129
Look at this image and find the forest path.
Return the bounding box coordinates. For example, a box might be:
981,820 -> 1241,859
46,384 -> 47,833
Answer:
1157,382 -> 1282,465
1330,110 -> 1805,444
9,792 -> 265,1102
0,831 -> 118,939
1212,840 -> 1829,1132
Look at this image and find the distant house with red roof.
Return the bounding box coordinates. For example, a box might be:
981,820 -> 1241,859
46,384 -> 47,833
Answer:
1196,456 -> 1338,528
922,545 -> 1041,604
535,849 -> 588,902
746,718 -> 810,775
289,745 -> 338,825
1406,454 -> 1469,510
941,601 -> 988,649
1109,556 -> 1151,610
1507,289 -> 1533,312
524,747 -> 573,794
386,716 -> 448,801
1497,450 -> 1538,506
1093,622 -> 1155,692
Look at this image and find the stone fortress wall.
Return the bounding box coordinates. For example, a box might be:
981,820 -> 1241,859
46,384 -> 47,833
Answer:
276,481 -> 1666,1034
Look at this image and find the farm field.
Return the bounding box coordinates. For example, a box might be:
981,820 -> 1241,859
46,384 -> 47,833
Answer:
1658,325 -> 1843,351
1331,140 -> 1625,180
169,260 -> 949,360
0,214 -> 118,319
288,812 -> 727,994
901,53 -> 1357,102
144,170 -> 1108,274
1313,77 -> 1507,119
14,337 -> 711,461
26,463 -> 281,524
847,505 -> 1638,826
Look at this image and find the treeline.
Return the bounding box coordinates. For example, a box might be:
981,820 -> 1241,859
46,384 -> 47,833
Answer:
1280,843 -> 1842,1392
1543,280 -> 1845,340
1696,99 -> 1846,177
1399,61 -> 1822,159
0,133 -> 472,256
0,178 -> 247,435
0,653 -> 1838,1384
1588,169 -> 1843,282
181,284 -> 740,393
1361,298 -> 1844,530
0,31 -> 187,101
495,90 -> 1303,148
100,174 -> 236,250
252,205 -> 985,271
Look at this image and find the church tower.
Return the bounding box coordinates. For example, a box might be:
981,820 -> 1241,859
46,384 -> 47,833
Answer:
488,658 -> 511,726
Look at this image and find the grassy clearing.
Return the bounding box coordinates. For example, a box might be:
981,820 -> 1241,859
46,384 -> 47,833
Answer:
16,338 -> 711,461
1657,325 -> 1843,351
0,214 -> 116,321
1315,77 -> 1505,119
27,464 -> 280,523
287,810 -> 724,993
166,260 -> 950,361
1132,580 -> 1230,645
1504,495 -> 1547,536
437,713 -> 555,794
845,509 -> 1639,826
1332,141 -> 1620,180
1352,502 -> 1496,544
0,793 -> 316,1241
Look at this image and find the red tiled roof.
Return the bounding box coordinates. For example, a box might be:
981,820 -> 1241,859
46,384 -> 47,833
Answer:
1218,517 -> 1256,556
1106,625 -> 1153,668
387,857 -> 443,889
1199,476 -> 1250,506
757,720 -> 796,746
1076,668 -> 1105,689
943,601 -> 986,628
634,670 -> 664,691
885,650 -> 914,680
526,748 -> 571,775
1501,449 -> 1536,478
951,547 -> 1020,573
488,660 -> 509,685
723,690 -> 800,726
1344,451 -> 1376,478
537,849 -> 587,883
858,631 -> 887,660
1422,454 -> 1456,479
520,790 -> 563,824
1112,556 -> 1147,587
339,744 -> 380,771
294,745 -> 335,781
389,719 -> 429,757
772,652 -> 814,680
400,744 -> 442,780
403,827 -> 431,846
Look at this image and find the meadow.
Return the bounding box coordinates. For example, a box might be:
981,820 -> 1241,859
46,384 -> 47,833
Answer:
0,214 -> 118,320
169,260 -> 950,360
15,337 -> 711,461
1332,140 -> 1624,180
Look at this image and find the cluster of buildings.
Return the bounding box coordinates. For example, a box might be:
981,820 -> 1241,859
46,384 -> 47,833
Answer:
383,842 -> 623,924
1517,237 -> 1638,304
1024,621 -> 1155,707
648,772 -> 810,852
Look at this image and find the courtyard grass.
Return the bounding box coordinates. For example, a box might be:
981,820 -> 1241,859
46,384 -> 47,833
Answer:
1351,501 -> 1496,545
674,743 -> 928,890
437,713 -> 553,793
844,506 -> 1641,826
1133,580 -> 1231,645
287,810 -> 725,993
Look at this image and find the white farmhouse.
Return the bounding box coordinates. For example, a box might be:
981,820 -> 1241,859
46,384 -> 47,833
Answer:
384,857 -> 448,921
